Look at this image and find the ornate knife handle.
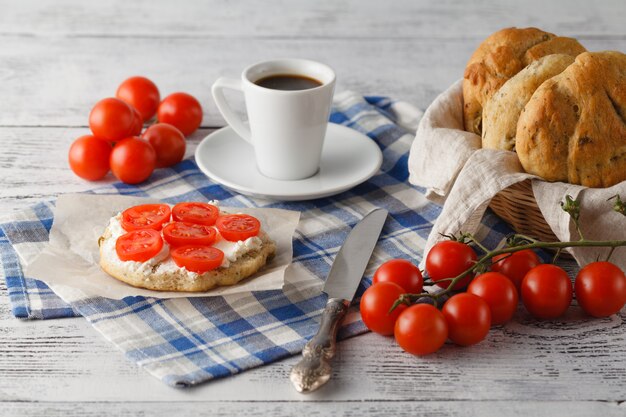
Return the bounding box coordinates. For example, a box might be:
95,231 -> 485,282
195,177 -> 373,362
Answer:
289,298 -> 349,393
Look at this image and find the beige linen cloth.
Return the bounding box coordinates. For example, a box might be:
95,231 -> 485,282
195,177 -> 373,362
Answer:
408,80 -> 626,270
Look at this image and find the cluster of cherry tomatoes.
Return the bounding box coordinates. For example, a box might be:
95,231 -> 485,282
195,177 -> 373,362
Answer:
361,240 -> 626,356
68,76 -> 203,184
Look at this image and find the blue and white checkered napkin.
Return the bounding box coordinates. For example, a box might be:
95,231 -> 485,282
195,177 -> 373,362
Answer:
0,91 -> 522,387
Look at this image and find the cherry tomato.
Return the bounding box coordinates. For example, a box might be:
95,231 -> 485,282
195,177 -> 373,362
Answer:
360,282 -> 407,336
109,137 -> 156,184
115,229 -> 163,262
467,272 -> 519,325
89,97 -> 136,142
68,135 -> 111,181
171,245 -> 224,273
216,214 -> 261,242
162,222 -> 217,247
575,261 -> 626,318
172,202 -> 219,226
121,204 -> 171,232
157,92 -> 203,136
116,76 -> 160,122
442,293 -> 491,346
373,259 -> 423,294
425,241 -> 477,290
142,123 -> 186,168
129,106 -> 143,136
492,249 -> 541,292
394,304 -> 448,355
521,264 -> 572,319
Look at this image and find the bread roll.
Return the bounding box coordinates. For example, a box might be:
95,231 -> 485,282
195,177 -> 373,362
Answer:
516,51 -> 626,188
482,54 -> 575,151
463,27 -> 586,135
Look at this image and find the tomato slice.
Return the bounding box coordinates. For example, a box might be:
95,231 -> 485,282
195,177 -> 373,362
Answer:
171,245 -> 224,273
216,214 -> 261,242
115,229 -> 163,262
121,204 -> 171,231
162,222 -> 217,247
172,202 -> 219,226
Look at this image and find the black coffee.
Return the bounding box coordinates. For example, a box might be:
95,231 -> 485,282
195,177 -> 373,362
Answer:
255,74 -> 322,91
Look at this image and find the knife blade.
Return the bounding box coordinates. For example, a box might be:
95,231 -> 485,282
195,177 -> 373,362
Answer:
289,208 -> 388,393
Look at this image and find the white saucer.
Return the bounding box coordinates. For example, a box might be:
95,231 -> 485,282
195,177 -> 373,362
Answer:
195,124 -> 383,201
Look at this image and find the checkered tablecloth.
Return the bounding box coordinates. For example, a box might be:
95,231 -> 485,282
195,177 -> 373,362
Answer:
0,91 -> 527,387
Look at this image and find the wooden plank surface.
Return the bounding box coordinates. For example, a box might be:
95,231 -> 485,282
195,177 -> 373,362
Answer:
1,1 -> 626,415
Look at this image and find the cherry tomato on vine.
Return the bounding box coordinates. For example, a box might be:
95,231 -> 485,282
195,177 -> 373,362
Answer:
68,135 -> 111,181
360,282 -> 407,336
89,97 -> 136,142
157,92 -> 203,136
467,272 -> 518,325
492,249 -> 541,291
142,123 -> 186,168
373,259 -> 423,294
116,76 -> 161,122
394,304 -> 448,355
575,261 -> 626,318
109,137 -> 156,184
425,240 -> 477,290
521,264 -> 572,319
442,293 -> 491,346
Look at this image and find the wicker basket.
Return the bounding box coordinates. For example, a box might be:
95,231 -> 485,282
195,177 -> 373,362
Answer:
489,179 -> 559,242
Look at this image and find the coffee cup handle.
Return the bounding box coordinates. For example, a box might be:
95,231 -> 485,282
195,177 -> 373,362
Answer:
211,77 -> 252,143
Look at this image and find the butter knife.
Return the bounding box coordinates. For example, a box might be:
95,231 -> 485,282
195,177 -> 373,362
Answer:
289,208 -> 388,393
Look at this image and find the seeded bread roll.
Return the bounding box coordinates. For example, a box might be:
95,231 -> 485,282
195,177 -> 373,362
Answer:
482,54 -> 575,151
99,229 -> 276,292
463,27 -> 586,135
516,51 -> 626,188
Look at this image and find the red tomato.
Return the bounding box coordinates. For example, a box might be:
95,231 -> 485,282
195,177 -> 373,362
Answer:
157,92 -> 203,136
171,245 -> 224,273
467,272 -> 519,325
521,264 -> 572,319
68,135 -> 111,181
492,249 -> 541,292
425,241 -> 477,290
373,259 -> 423,294
394,304 -> 448,355
115,229 -> 163,262
121,204 -> 171,232
442,293 -> 491,346
109,137 -> 156,184
575,261 -> 626,318
129,106 -> 143,136
116,76 -> 160,122
89,97 -> 136,142
216,214 -> 261,241
360,282 -> 407,336
162,222 -> 217,247
142,123 -> 186,168
172,202 -> 219,226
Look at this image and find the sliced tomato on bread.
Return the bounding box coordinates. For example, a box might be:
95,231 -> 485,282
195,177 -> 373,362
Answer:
116,229 -> 163,262
121,204 -> 171,231
172,202 -> 219,226
171,245 -> 224,273
162,222 -> 217,247
216,214 -> 260,242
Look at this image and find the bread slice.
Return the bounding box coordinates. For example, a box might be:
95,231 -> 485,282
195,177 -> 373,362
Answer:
99,226 -> 276,292
482,54 -> 575,151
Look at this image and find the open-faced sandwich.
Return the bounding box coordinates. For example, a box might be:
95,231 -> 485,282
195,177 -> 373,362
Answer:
98,202 -> 276,292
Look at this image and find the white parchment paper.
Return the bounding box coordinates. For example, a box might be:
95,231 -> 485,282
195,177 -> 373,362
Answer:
25,194 -> 300,302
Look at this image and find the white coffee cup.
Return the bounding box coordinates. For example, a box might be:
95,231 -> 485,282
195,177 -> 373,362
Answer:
212,59 -> 336,181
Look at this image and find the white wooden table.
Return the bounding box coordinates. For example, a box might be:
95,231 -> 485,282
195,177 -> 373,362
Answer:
1,1 -> 625,415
